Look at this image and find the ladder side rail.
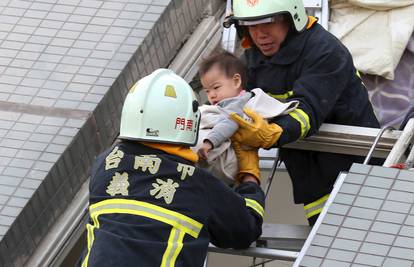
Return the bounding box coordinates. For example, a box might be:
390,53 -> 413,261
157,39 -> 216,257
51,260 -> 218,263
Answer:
405,142 -> 414,169
283,123 -> 400,158
383,118 -> 414,167
222,0 -> 237,53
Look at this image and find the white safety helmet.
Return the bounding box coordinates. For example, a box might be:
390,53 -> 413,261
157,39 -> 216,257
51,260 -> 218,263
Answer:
119,68 -> 200,146
225,0 -> 308,32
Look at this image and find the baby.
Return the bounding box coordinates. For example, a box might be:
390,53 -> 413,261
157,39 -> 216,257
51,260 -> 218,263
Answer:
193,50 -> 298,183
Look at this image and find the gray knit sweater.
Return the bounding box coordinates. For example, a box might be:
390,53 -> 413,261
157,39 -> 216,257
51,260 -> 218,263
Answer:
204,92 -> 253,148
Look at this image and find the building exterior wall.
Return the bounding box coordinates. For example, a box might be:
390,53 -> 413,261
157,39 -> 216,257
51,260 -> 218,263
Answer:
0,0 -> 210,265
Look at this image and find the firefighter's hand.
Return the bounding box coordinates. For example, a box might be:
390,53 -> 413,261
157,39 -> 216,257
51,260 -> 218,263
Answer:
233,141 -> 260,184
230,108 -> 283,149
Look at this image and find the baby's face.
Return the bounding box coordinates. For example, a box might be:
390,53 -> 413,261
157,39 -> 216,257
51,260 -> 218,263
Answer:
200,64 -> 242,105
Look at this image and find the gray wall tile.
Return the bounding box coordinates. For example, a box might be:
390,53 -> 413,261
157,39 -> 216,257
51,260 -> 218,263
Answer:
354,253 -> 384,266
331,238 -> 361,252
343,217 -> 372,231
324,213 -> 344,226
382,200 -> 411,214
388,247 -> 414,261
364,176 -> 393,189
321,259 -> 350,267
353,196 -> 383,210
0,176 -> 20,187
371,221 -> 401,235
394,236 -> 414,249
348,207 -> 377,220
300,255 -> 322,267
307,245 -> 328,258
370,166 -> 399,178
387,191 -> 414,203
312,235 -> 333,247
382,258 -> 412,267
393,180 -> 414,193
326,249 -> 355,262
359,242 -> 390,256
376,211 -> 406,224
333,193 -> 355,205
340,183 -> 360,195
399,226 -> 414,238
398,170 -> 414,182
359,186 -> 388,199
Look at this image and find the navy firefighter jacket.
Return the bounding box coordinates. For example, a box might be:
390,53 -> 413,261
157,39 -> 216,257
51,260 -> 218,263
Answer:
243,22 -> 380,204
80,141 -> 265,267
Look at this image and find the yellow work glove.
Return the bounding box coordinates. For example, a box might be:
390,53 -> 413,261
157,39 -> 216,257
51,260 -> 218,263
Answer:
232,141 -> 260,184
230,108 -> 283,149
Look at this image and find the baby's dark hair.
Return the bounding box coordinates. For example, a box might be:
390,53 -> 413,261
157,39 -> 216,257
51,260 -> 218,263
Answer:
199,49 -> 247,90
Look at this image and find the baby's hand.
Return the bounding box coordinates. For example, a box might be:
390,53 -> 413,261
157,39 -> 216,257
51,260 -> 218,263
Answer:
198,141 -> 213,160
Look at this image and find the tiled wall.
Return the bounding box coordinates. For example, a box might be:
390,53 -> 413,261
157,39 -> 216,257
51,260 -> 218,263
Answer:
297,164 -> 414,267
0,0 -> 210,265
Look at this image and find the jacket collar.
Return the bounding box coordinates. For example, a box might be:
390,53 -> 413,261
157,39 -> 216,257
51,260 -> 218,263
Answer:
141,142 -> 198,163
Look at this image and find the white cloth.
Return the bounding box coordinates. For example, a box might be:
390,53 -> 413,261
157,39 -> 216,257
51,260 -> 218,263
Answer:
192,88 -> 299,183
245,88 -> 299,119
329,0 -> 414,79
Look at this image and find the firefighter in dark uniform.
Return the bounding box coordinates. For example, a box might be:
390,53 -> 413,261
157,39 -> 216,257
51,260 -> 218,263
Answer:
79,69 -> 265,267
224,0 -> 380,225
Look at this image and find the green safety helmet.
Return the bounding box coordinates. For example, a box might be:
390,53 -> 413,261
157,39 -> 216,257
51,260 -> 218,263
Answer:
227,0 -> 308,32
119,68 -> 200,146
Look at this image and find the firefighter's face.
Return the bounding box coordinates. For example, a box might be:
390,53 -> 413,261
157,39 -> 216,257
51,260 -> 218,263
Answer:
201,64 -> 242,105
248,20 -> 290,57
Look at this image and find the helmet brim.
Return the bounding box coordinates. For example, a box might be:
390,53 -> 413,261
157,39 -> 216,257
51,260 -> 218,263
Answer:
237,16 -> 279,26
